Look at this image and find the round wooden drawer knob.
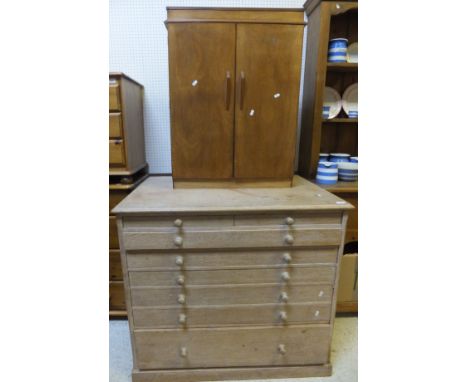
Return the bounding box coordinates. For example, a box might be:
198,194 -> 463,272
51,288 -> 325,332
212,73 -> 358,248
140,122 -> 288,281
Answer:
175,256 -> 184,266
284,234 -> 294,245
176,275 -> 185,285
281,271 -> 290,282
285,217 -> 295,225
177,294 -> 186,304
179,313 -> 187,324
282,253 -> 292,263
315,310 -> 320,317
278,344 -> 286,354
174,219 -> 183,227
280,292 -> 289,302
279,311 -> 287,321
174,236 -> 183,247
180,347 -> 187,357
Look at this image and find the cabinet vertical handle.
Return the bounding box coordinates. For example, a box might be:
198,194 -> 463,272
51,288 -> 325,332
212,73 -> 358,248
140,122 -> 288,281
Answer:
224,71 -> 231,110
239,71 -> 245,110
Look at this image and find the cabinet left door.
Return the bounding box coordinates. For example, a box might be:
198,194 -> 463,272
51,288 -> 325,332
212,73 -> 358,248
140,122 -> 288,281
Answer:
168,23 -> 236,180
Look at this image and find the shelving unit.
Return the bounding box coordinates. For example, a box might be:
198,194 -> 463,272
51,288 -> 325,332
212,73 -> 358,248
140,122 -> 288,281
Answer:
299,0 -> 358,313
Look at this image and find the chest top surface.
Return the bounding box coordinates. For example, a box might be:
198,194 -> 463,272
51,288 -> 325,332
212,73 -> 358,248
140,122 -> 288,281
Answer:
112,175 -> 353,216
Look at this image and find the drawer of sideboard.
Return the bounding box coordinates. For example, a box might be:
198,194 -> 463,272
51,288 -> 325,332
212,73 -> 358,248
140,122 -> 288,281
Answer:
126,248 -> 338,271
109,82 -> 121,111
131,283 -> 333,307
109,113 -> 122,139
109,216 -> 119,249
129,265 -> 336,287
123,215 -> 234,230
109,139 -> 125,166
134,324 -> 330,369
122,227 -> 342,250
132,302 -> 331,329
234,212 -> 342,227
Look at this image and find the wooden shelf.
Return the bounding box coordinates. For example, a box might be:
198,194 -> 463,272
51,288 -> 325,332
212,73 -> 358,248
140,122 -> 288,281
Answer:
323,118 -> 358,123
313,180 -> 358,193
327,62 -> 358,72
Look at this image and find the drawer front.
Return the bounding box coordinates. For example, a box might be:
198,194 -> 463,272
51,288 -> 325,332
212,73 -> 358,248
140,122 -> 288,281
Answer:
134,324 -> 330,369
129,266 -> 336,287
235,212 -> 342,227
123,215 -> 234,231
127,248 -> 338,271
132,302 -> 331,329
131,283 -> 333,307
122,227 -> 342,250
109,82 -> 121,111
109,139 -> 125,166
109,113 -> 122,138
109,281 -> 126,310
109,216 -> 119,249
110,190 -> 130,212
110,250 -> 123,281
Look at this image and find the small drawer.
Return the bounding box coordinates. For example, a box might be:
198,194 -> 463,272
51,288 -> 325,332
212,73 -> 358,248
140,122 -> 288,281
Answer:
128,266 -> 336,287
122,227 -> 342,250
132,302 -> 332,329
109,81 -> 121,111
109,113 -> 122,139
123,215 -> 234,231
109,250 -> 123,281
109,139 -> 125,166
126,248 -> 339,271
131,283 -> 333,307
109,216 -> 119,249
134,324 -> 330,369
234,212 -> 342,227
109,281 -> 126,310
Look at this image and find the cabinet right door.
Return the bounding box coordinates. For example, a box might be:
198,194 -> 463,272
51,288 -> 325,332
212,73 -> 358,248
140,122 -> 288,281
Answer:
234,24 -> 304,179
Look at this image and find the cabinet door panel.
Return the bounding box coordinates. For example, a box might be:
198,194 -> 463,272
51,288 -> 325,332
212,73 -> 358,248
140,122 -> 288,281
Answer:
235,24 -> 304,179
168,23 -> 236,179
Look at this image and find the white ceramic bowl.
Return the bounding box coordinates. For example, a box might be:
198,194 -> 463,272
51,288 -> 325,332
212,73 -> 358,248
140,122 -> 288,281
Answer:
337,162 -> 358,170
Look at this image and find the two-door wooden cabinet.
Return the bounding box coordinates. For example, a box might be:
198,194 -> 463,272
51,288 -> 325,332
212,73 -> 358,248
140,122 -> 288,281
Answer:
166,8 -> 305,186
113,176 -> 353,381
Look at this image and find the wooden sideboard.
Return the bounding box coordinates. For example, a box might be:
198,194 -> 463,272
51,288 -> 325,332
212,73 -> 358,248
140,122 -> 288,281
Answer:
166,8 -> 305,186
113,175 -> 353,381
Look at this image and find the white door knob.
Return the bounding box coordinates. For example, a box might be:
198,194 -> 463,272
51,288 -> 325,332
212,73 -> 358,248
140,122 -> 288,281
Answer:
176,275 -> 185,285
281,271 -> 290,281
179,313 -> 186,324
279,311 -> 287,322
177,294 -> 186,304
284,234 -> 294,245
174,218 -> 183,227
174,236 -> 183,247
285,216 -> 295,225
278,344 -> 286,354
280,292 -> 289,302
180,347 -> 187,357
282,253 -> 292,263
175,256 -> 184,266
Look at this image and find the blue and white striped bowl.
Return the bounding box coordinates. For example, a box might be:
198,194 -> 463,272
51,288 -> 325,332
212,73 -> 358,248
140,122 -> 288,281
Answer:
329,153 -> 351,163
316,162 -> 338,185
350,157 -> 358,163
338,162 -> 358,181
328,38 -> 348,63
319,153 -> 329,162
348,110 -> 358,118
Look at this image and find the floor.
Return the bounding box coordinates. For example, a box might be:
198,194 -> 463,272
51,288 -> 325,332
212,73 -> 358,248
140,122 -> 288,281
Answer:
109,316 -> 357,382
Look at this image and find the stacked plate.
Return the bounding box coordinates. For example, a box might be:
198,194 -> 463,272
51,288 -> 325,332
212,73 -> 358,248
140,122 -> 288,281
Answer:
338,162 -> 358,181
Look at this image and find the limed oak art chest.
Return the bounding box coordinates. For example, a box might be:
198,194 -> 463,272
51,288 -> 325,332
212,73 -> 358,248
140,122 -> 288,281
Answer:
113,176 -> 352,381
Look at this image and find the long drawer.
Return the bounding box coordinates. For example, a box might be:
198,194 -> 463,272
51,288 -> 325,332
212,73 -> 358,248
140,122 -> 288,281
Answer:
122,227 -> 342,250
129,266 -> 336,287
109,82 -> 121,111
126,248 -> 338,270
132,302 -> 331,329
134,324 -> 330,369
109,139 -> 125,166
109,113 -> 122,139
131,283 -> 333,307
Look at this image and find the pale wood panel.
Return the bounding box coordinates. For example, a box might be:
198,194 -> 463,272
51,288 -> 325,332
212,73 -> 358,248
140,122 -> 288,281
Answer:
113,176 -> 354,215
132,364 -> 332,382
109,113 -> 122,138
129,266 -> 336,287
234,212 -> 342,227
131,283 -> 333,307
109,83 -> 121,111
109,140 -> 125,166
109,216 -> 119,249
122,227 -> 343,250
127,248 -> 339,271
234,24 -> 304,179
123,215 -> 234,230
173,179 -> 292,189
166,8 -> 305,24
134,324 -> 330,369
168,23 -> 235,180
132,302 -> 332,329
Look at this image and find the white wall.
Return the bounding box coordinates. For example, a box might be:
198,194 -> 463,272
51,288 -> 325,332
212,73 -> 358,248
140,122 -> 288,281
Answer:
110,0 -> 306,174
